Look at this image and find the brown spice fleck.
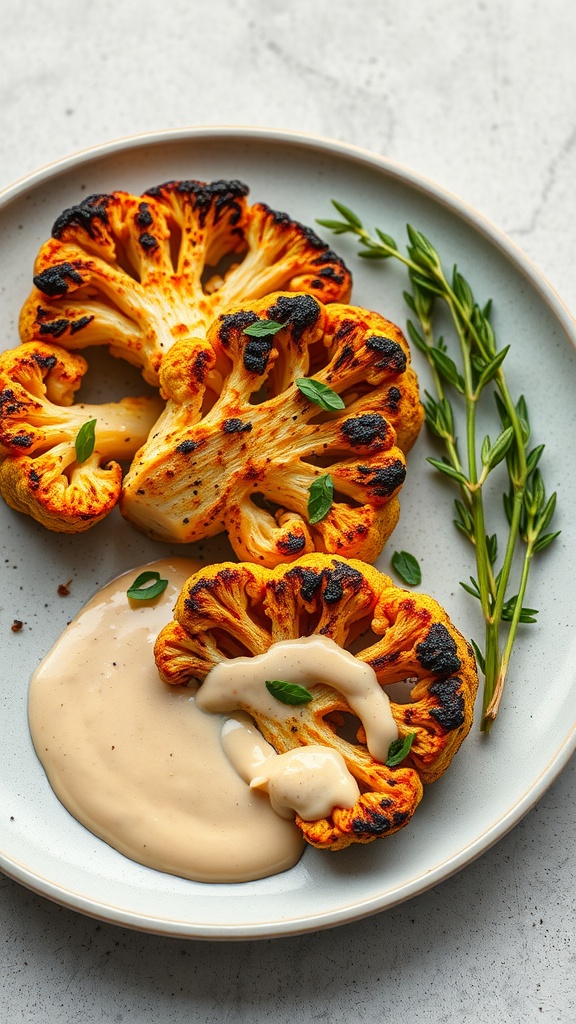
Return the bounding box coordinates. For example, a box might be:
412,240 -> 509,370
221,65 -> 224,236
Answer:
11,619 -> 23,633
58,580 -> 72,596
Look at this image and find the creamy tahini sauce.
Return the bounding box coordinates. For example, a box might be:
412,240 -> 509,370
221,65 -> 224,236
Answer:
197,635 -> 399,764
28,559 -> 304,883
221,714 -> 361,821
29,563 -> 399,883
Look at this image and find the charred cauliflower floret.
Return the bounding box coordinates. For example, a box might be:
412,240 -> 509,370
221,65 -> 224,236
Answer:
0,342 -> 164,531
154,554 -> 478,851
19,180 -> 351,387
120,291 -> 423,566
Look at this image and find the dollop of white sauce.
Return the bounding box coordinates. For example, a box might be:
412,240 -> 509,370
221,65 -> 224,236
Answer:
221,714 -> 360,821
197,634 -> 398,764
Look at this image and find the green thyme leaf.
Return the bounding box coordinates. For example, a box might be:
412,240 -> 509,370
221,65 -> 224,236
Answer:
295,378 -> 345,411
427,457 -> 469,486
243,319 -> 285,338
74,418 -> 97,464
127,570 -> 169,601
470,639 -> 486,675
428,348 -> 465,392
475,346 -> 510,391
265,680 -> 313,706
460,576 -> 481,599
307,474 -> 334,524
391,550 -> 422,586
532,530 -> 561,554
330,200 -> 363,228
385,732 -> 416,767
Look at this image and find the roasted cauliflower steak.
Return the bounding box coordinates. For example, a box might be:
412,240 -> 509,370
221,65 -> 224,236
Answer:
0,341 -> 163,531
154,554 -> 478,851
121,291 -> 423,566
19,179 -> 352,386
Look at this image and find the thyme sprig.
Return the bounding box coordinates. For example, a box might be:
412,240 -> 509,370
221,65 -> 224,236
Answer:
317,201 -> 559,731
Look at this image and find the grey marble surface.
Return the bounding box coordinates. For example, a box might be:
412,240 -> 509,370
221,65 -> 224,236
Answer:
1,1 -> 574,1021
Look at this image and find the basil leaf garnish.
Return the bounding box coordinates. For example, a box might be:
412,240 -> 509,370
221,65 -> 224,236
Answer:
391,550 -> 422,586
127,570 -> 169,601
295,378 -> 345,411
307,474 -> 334,524
385,732 -> 416,767
265,679 -> 313,706
243,319 -> 285,338
74,418 -> 97,464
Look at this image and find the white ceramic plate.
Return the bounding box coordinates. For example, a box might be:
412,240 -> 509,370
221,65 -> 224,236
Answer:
1,128 -> 575,940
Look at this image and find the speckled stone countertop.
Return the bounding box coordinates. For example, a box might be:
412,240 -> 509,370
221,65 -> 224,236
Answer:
1,2 -> 574,1021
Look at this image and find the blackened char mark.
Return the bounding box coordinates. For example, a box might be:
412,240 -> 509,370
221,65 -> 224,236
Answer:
183,567 -> 244,613
384,386 -> 402,413
284,565 -> 323,603
70,315 -> 94,334
31,352 -> 58,372
138,232 -> 158,251
218,310 -> 259,347
352,807 -> 391,837
135,202 -> 153,228
366,335 -> 407,373
429,676 -> 466,731
38,318 -> 69,339
188,349 -> 212,386
321,560 -> 365,604
33,262 -> 84,297
52,194 -> 112,239
244,336 -> 273,375
176,440 -> 198,455
266,293 -> 320,342
368,650 -> 400,672
333,319 -> 356,341
333,343 -> 354,371
341,413 -> 389,447
416,623 -> 461,675
276,532 -> 306,555
6,433 -> 34,449
145,179 -> 249,227
223,418 -> 252,434
0,388 -> 25,415
359,460 -> 406,497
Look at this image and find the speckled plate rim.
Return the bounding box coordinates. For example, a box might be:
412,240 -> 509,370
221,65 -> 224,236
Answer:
1,126 -> 574,940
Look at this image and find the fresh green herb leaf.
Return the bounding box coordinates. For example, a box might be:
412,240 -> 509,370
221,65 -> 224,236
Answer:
426,457 -> 469,486
391,550 -> 422,586
295,378 -> 345,411
330,200 -> 364,229
265,680 -> 313,706
74,419 -> 97,464
243,319 -> 285,338
127,570 -> 169,601
385,732 -> 416,767
307,474 -> 334,524
470,639 -> 486,675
